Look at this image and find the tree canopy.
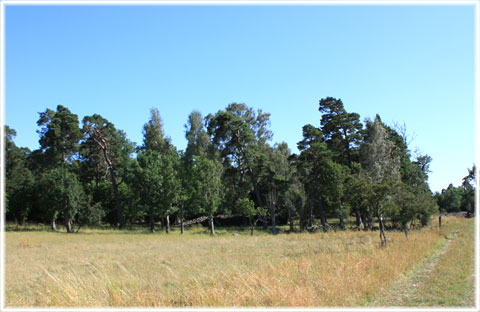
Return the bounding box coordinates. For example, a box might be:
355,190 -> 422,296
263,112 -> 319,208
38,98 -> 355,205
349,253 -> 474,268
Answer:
5,99 -> 463,239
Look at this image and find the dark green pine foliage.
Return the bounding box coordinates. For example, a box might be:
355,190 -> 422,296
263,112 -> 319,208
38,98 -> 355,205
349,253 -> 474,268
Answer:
297,124 -> 332,227
82,114 -> 135,228
460,165 -> 476,216
207,103 -> 272,226
319,160 -> 350,230
318,97 -> 362,170
37,105 -> 82,166
262,142 -> 293,234
4,126 -> 35,224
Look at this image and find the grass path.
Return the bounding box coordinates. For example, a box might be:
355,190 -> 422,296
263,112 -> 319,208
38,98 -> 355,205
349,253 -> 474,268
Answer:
367,218 -> 475,307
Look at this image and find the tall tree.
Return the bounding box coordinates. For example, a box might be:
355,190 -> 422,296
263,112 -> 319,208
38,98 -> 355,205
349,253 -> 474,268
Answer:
37,105 -> 82,166
263,142 -> 294,234
461,165 -> 476,217
435,184 -> 463,213
4,126 -> 34,224
82,114 -> 135,228
297,124 -> 332,227
159,147 -> 182,234
319,160 -> 350,230
141,108 -> 171,153
361,115 -> 401,247
43,167 -> 85,233
207,103 -> 272,227
191,156 -> 224,235
318,97 -> 362,170
135,150 -> 165,232
184,110 -> 211,161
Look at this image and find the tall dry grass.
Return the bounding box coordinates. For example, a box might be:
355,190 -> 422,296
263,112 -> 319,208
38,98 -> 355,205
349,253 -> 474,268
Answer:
5,217 -> 465,307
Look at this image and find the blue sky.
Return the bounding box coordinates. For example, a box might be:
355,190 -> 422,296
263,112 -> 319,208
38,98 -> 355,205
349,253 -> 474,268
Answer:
4,4 -> 476,193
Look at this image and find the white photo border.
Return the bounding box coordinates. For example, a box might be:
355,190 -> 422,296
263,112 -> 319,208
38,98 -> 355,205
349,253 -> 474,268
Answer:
0,1 -> 478,311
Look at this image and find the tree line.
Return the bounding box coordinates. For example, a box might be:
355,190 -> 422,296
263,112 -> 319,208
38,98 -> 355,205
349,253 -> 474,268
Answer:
5,97 -> 475,245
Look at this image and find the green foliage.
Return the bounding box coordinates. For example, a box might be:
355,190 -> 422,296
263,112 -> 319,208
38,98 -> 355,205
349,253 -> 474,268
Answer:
237,198 -> 258,219
435,166 -> 476,216
75,195 -> 105,230
135,150 -> 165,217
37,105 -> 82,166
296,124 -> 332,224
391,182 -> 437,228
318,97 -> 362,169
134,148 -> 182,228
435,184 -> 463,213
184,110 -> 211,161
81,114 -> 136,228
141,108 -> 171,153
345,172 -> 372,219
4,126 -> 35,223
190,156 -> 224,216
207,103 -> 272,216
460,165 -> 476,215
5,101 -> 451,233
319,160 -> 350,219
43,166 -> 85,231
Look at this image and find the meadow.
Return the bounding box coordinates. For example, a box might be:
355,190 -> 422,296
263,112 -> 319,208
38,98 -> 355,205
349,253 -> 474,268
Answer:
5,216 -> 475,307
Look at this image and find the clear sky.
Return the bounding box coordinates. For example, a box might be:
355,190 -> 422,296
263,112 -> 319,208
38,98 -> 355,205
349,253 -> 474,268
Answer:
4,3 -> 476,193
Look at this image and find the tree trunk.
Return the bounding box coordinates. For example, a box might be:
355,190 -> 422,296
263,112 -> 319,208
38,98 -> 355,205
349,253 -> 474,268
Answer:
378,214 -> 387,248
362,214 -> 368,231
367,214 -> 373,230
149,208 -> 155,233
343,129 -> 352,170
355,210 -> 363,229
320,212 -> 327,227
318,198 -> 327,227
404,227 -> 409,239
250,220 -> 254,236
288,206 -> 294,231
247,167 -> 267,229
109,168 -> 125,229
64,216 -> 73,233
314,166 -> 326,227
299,209 -> 305,232
180,206 -> 184,234
209,213 -> 215,235
339,216 -> 345,230
165,215 -> 170,234
309,201 -> 314,227
271,200 -> 277,235
438,215 -> 442,228
62,136 -> 66,163
51,217 -> 57,231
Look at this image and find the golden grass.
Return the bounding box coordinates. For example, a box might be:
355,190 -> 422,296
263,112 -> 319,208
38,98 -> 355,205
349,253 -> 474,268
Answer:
5,217 -> 467,307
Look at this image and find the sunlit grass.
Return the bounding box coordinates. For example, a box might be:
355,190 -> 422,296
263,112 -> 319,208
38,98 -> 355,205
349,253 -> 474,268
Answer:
5,217 -> 467,307
411,218 -> 475,306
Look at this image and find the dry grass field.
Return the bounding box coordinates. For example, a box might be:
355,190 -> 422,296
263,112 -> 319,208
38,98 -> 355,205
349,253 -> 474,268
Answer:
5,216 -> 474,307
